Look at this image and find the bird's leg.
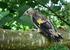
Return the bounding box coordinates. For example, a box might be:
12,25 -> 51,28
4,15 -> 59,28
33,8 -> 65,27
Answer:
60,39 -> 63,44
37,28 -> 41,32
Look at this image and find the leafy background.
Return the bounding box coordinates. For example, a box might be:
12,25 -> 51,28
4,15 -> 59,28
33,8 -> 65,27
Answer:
0,0 -> 70,50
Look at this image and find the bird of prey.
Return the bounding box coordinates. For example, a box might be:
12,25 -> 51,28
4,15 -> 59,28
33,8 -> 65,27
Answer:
24,7 -> 63,42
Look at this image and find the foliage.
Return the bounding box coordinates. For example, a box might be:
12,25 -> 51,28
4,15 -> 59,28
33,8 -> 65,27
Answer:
47,45 -> 69,50
37,45 -> 69,50
0,0 -> 70,50
0,0 -> 70,30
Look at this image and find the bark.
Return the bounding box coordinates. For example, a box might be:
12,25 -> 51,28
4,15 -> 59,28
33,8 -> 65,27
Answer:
0,28 -> 70,50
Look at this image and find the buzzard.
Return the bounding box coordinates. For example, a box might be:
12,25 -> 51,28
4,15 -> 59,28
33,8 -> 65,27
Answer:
24,8 -> 63,42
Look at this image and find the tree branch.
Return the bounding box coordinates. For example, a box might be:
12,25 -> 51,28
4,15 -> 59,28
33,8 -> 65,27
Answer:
42,5 -> 70,26
0,28 -> 70,49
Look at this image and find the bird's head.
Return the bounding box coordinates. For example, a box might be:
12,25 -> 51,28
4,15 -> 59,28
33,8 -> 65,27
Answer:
24,7 -> 35,17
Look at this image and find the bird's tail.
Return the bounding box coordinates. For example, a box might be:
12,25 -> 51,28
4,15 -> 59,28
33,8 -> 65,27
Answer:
52,34 -> 63,42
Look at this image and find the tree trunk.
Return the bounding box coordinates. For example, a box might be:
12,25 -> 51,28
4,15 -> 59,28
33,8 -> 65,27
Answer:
0,28 -> 70,50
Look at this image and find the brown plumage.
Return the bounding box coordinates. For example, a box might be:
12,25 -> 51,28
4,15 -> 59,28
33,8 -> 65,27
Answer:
24,8 -> 63,42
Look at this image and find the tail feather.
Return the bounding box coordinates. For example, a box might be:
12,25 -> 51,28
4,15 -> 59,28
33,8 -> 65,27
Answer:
52,34 -> 63,42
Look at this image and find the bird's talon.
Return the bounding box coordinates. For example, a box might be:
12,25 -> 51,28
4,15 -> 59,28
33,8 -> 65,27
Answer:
37,29 -> 41,32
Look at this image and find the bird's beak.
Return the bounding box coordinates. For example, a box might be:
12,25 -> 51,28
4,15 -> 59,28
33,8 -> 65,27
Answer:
23,11 -> 28,16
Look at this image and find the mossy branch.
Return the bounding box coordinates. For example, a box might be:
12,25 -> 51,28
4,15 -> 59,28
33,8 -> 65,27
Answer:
0,28 -> 70,50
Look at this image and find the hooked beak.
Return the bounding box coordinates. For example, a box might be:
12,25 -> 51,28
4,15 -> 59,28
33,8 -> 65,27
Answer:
23,11 -> 28,16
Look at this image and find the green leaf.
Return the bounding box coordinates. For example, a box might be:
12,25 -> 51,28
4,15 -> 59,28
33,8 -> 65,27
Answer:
51,0 -> 59,4
0,11 -> 9,17
0,14 -> 13,28
17,15 -> 34,28
17,4 -> 30,16
27,1 -> 38,8
37,0 -> 49,5
0,1 -> 8,9
60,0 -> 67,5
51,5 -> 61,12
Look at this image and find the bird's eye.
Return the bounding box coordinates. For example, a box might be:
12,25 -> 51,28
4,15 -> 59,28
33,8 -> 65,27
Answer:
27,11 -> 28,13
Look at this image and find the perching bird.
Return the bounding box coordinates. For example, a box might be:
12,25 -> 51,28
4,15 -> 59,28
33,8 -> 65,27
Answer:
24,7 -> 63,42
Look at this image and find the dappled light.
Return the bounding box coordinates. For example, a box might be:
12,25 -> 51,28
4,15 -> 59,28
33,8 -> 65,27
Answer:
0,0 -> 70,50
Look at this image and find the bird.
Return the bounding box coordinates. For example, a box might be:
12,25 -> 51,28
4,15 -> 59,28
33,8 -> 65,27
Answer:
24,7 -> 63,42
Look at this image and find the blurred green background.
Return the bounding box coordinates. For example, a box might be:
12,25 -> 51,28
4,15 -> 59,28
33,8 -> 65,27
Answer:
0,0 -> 70,31
0,0 -> 70,50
